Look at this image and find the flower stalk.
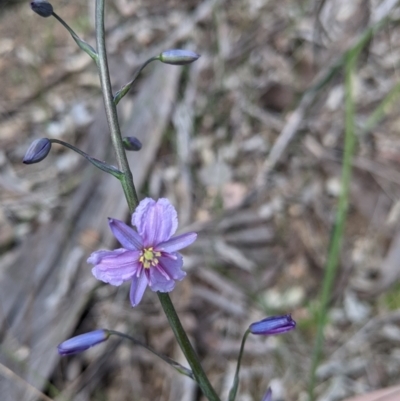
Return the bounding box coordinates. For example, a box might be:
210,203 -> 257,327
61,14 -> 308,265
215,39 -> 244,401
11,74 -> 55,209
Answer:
95,0 -> 138,212
57,329 -> 195,379
228,329 -> 250,401
113,56 -> 158,105
158,292 -> 221,401
50,139 -> 123,178
94,1 -> 219,400
52,11 -> 98,62
113,50 -> 200,105
108,330 -> 195,379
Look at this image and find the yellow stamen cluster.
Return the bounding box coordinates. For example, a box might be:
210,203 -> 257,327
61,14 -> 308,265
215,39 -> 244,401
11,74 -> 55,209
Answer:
139,247 -> 161,269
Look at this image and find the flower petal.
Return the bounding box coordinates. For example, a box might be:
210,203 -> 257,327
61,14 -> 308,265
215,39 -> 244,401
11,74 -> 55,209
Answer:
108,218 -> 143,250
132,198 -> 178,247
158,254 -> 186,281
87,248 -> 126,265
148,267 -> 176,292
157,232 -> 197,253
90,249 -> 141,286
129,272 -> 148,306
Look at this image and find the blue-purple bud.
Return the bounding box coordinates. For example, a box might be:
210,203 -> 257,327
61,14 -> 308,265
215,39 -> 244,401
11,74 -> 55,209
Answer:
30,0 -> 53,17
249,315 -> 296,335
58,329 -> 110,356
123,136 -> 142,151
159,49 -> 200,65
23,138 -> 51,164
261,388 -> 272,401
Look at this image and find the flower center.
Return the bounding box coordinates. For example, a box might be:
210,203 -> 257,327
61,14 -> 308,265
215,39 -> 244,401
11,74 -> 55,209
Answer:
139,247 -> 161,269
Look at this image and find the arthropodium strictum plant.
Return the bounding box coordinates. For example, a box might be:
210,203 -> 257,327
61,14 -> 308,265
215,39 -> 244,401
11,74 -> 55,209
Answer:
26,1 -> 297,400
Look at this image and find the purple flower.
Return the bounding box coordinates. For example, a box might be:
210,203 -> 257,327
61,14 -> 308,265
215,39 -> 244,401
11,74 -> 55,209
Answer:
249,315 -> 296,335
58,330 -> 110,356
88,198 -> 197,307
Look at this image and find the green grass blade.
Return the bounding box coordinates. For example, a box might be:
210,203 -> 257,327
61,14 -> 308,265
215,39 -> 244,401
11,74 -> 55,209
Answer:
307,43 -> 359,401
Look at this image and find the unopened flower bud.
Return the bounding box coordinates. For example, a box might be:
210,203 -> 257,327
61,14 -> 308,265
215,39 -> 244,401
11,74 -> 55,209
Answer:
249,315 -> 296,335
123,136 -> 142,151
159,49 -> 200,65
58,329 -> 110,356
261,388 -> 272,401
30,0 -> 53,17
23,138 -> 51,164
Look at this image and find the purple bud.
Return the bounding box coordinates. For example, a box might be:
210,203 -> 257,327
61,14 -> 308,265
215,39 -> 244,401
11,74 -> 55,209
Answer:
123,136 -> 142,151
23,138 -> 51,164
159,49 -> 200,65
30,0 -> 53,17
261,388 -> 272,401
249,315 -> 296,335
58,330 -> 110,356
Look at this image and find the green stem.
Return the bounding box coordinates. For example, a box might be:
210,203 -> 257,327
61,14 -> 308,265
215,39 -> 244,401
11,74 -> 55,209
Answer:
107,330 -> 194,379
158,293 -> 221,401
95,0 -> 138,213
307,46 -> 359,401
306,16 -> 391,400
362,80 -> 400,135
228,330 -> 250,401
52,12 -> 98,62
50,139 -> 122,178
114,56 -> 159,105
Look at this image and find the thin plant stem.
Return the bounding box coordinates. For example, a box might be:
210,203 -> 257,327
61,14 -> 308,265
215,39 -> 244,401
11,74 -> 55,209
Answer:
94,1 -> 220,400
307,44 -> 359,401
307,19 -> 391,399
228,330 -> 250,401
114,56 -> 158,105
158,292 -> 221,401
107,330 -> 195,379
50,139 -> 122,178
52,12 -> 98,62
95,0 -> 138,213
362,80 -> 400,135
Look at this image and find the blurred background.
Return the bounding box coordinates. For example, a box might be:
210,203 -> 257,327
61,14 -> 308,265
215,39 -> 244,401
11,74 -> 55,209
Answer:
1,0 -> 400,400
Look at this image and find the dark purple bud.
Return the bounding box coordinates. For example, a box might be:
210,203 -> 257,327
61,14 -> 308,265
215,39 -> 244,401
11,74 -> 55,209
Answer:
57,329 -> 110,356
249,314 -> 296,335
159,49 -> 200,65
23,138 -> 51,164
261,388 -> 272,401
30,0 -> 53,17
123,136 -> 142,151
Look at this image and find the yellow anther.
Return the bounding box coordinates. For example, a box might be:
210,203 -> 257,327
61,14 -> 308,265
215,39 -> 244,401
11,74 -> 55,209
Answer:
140,247 -> 160,269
